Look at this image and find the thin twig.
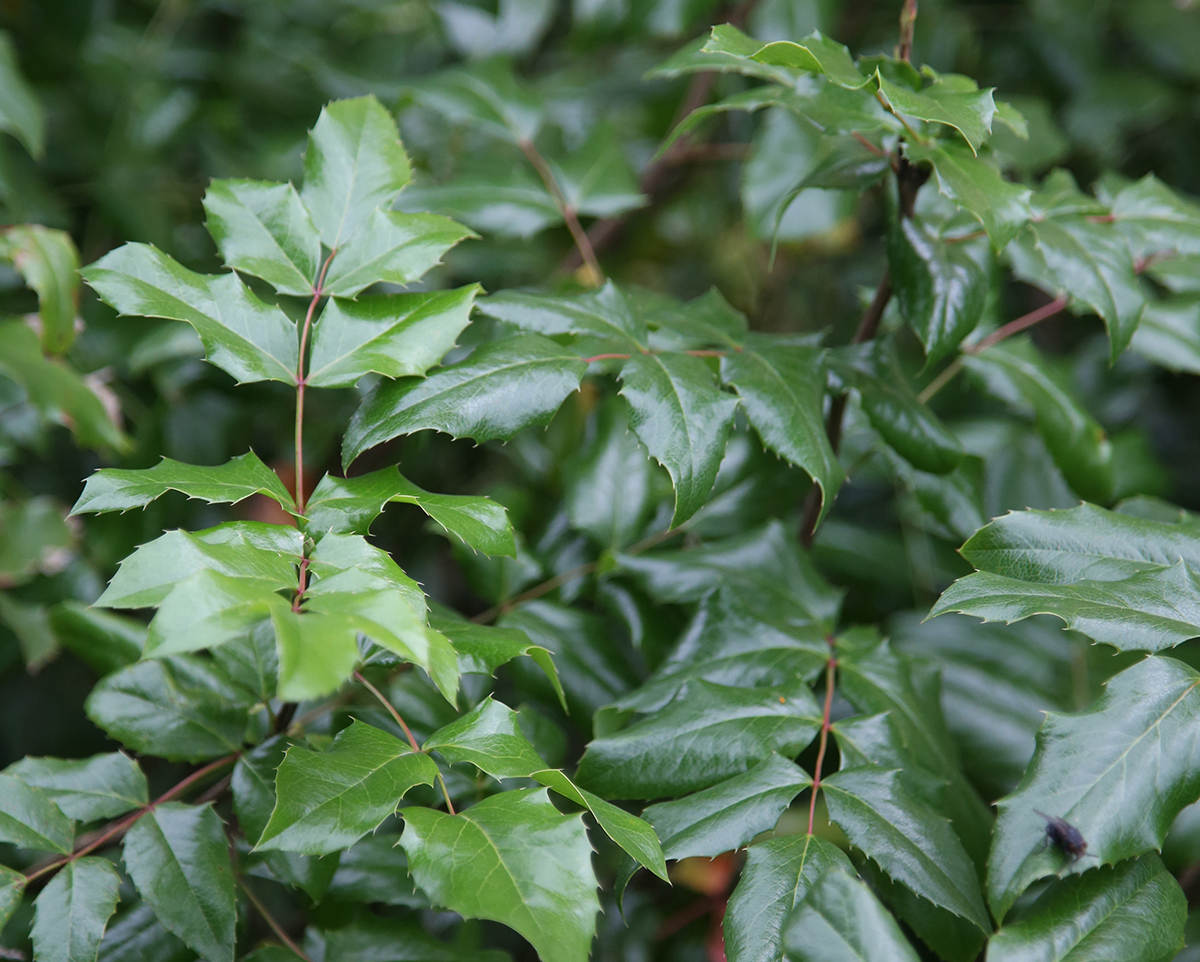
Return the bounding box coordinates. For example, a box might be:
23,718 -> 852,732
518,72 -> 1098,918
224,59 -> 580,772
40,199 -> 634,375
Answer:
294,250 -> 336,514
239,877 -> 314,962
970,294 -> 1068,354
897,0 -> 918,62
806,651 -> 837,836
520,138 -> 604,285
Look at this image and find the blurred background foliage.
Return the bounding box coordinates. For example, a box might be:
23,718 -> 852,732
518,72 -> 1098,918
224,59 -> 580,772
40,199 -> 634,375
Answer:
4,0 -> 1200,956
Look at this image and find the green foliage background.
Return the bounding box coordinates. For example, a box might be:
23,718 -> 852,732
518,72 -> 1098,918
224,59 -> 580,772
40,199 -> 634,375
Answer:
6,0 -> 1200,961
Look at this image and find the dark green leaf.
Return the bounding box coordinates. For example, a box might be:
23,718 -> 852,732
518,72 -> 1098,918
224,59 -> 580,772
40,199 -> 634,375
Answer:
0,865 -> 23,932
301,95 -> 411,248
429,606 -> 563,704
5,753 -> 147,822
202,179 -> 320,296
81,243 -> 299,385
73,452 -> 293,515
123,803 -> 236,962
306,286 -> 479,388
257,720 -> 438,855
619,352 -> 739,527
644,754 -> 811,861
888,218 -> 988,365
305,465 -> 514,556
1112,173 -> 1200,260
720,337 -> 842,522
478,281 -> 648,352
95,903 -> 190,962
0,496 -> 72,584
725,835 -> 853,962
822,766 -> 990,931
988,656 -> 1200,919
396,167 -> 559,239
342,334 -> 587,467
0,32 -> 42,157
31,857 -> 121,962
50,603 -> 144,676
324,834 -> 424,907
782,868 -> 921,962
232,735 -> 292,846
575,679 -> 822,799
987,854 -> 1185,962
400,789 -> 599,962
0,773 -> 73,853
1131,298 -> 1200,375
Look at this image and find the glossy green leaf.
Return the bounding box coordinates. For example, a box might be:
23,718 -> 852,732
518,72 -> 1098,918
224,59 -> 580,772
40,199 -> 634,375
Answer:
73,451 -> 293,515
478,281 -> 648,351
0,773 -> 73,853
50,602 -> 144,677
1,224 -> 79,353
396,166 -> 559,239
1131,298 -> 1200,374
0,32 -> 43,157
845,363 -> 964,474
324,833 -> 422,906
202,179 -> 320,296
721,337 -> 842,522
306,531 -> 424,609
643,754 -> 811,861
82,243 -> 298,384
889,218 -> 988,365
575,679 -> 822,799
963,339 -> 1113,502
430,608 -> 564,706
123,802 -> 236,962
691,26 -> 798,84
725,835 -> 853,962
782,869 -> 922,962
0,320 -> 127,450
307,465 -> 513,556
6,753 -> 146,822
267,604 -> 361,703
610,588 -> 828,714
751,31 -> 868,89
1008,216 -> 1145,360
988,656 -> 1200,919
877,73 -> 995,153
425,696 -> 547,778
31,856 -> 121,962
343,334 -> 587,467
822,765 -> 990,931
647,287 -> 748,349
987,853 -> 1185,962
0,865 -> 24,932
257,720 -> 437,855
550,122 -> 645,218
400,789 -> 599,962
144,569 -> 278,657
96,522 -> 300,610
1112,173 -> 1200,259
232,735 -> 292,846
85,657 -> 251,762
307,285 -> 479,388
300,95 -> 410,248
905,142 -> 1031,249
320,209 -> 474,297
409,61 -> 543,144
619,351 -> 739,527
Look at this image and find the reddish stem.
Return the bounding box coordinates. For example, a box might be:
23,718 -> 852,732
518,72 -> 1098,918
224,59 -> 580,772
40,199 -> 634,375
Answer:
806,654 -> 837,836
582,353 -> 633,363
969,294 -> 1068,354
294,251 -> 336,515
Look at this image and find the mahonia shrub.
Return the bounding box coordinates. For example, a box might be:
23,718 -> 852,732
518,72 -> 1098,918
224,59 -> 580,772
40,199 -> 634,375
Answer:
6,4 -> 1200,962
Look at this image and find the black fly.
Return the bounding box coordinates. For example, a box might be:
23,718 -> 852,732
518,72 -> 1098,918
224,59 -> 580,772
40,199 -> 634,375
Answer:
1034,810 -> 1095,863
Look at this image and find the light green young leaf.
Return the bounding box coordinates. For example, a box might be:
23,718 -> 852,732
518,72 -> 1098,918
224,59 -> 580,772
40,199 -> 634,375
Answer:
0,774 -> 73,853
257,720 -> 437,855
987,854 -> 1185,962
96,523 -> 300,610
144,569 -> 279,657
123,803 -> 236,962
85,657 -> 252,762
0,33 -> 43,157
268,605 -> 361,703
0,320 -> 127,450
306,531 -> 424,609
81,243 -> 298,385
72,451 -> 293,515
575,679 -> 822,799
721,337 -> 842,523
963,339 -> 1113,503
0,865 -> 24,932
320,209 -> 475,297
823,766 -> 990,932
987,656 -> 1200,919
643,754 -> 811,862
725,835 -> 853,962
478,281 -> 648,351
1,224 -> 79,354
5,753 -> 147,822
202,179 -> 321,296
306,465 -> 514,556
619,352 -> 739,527
876,73 -> 996,153
782,869 -> 922,962
424,696 -> 548,778
400,789 -> 599,962
31,857 -> 121,962
342,334 -> 587,467
905,142 -> 1031,249
888,218 -> 988,365
301,95 -> 411,248
751,31 -> 868,90
695,25 -> 813,85
306,285 -> 479,388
